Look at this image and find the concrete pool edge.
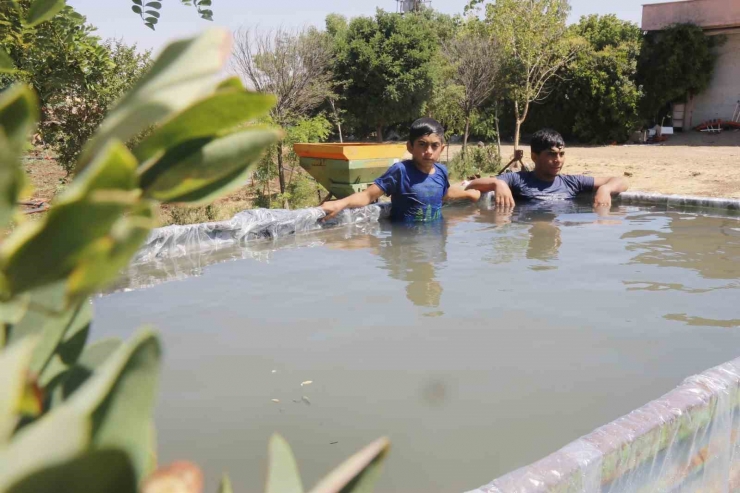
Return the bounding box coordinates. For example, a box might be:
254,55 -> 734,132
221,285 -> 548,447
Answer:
469,356 -> 740,492
618,191 -> 740,211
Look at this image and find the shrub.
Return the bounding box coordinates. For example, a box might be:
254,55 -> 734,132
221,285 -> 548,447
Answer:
0,18 -> 388,493
447,144 -> 502,180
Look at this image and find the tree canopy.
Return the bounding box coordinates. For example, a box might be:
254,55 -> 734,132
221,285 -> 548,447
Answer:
330,9 -> 453,141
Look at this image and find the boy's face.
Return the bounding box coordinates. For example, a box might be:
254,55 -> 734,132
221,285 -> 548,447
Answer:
531,145 -> 566,180
407,133 -> 445,167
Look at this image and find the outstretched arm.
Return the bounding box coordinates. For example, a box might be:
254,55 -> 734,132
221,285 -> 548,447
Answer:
592,176 -> 629,208
320,184 -> 385,220
444,184 -> 480,202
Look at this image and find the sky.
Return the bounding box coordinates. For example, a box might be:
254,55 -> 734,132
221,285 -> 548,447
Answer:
67,0 -> 650,54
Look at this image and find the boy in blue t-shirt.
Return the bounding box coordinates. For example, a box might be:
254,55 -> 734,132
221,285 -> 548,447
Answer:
321,118 -> 480,222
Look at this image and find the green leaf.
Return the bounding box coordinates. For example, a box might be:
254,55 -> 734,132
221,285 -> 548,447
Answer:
198,0 -> 213,5
13,285 -> 91,376
44,338 -> 123,408
266,434 -> 304,493
0,48 -> 16,74
0,338 -> 36,442
79,29 -> 233,170
144,10 -> 160,18
66,202 -> 156,299
145,1 -> 162,7
33,299 -> 92,387
140,128 -> 280,204
0,407 -> 90,491
25,0 -> 66,27
218,474 -> 234,493
309,438 -> 390,493
0,84 -> 38,156
145,23 -> 155,30
133,88 -> 275,163
132,0 -> 142,4
64,330 -> 161,480
7,450 -> 137,493
131,5 -> 142,14
6,282 -> 67,346
0,142 -> 138,298
145,17 -> 158,24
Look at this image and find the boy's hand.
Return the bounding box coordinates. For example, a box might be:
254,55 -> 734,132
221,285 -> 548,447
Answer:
320,200 -> 345,221
593,188 -> 612,209
494,181 -> 515,208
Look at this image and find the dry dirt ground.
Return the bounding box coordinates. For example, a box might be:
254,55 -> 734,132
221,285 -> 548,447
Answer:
444,130 -> 740,198
22,130 -> 740,213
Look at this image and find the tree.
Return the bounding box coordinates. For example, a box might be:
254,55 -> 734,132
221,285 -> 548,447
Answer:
331,9 -> 445,142
477,0 -> 580,150
43,40 -> 153,173
0,2 -> 113,108
638,23 -> 724,123
442,29 -> 502,155
232,27 -> 334,197
524,15 -> 643,143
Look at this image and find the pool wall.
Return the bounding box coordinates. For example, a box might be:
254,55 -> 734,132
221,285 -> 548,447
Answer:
470,356 -> 740,492
618,192 -> 740,211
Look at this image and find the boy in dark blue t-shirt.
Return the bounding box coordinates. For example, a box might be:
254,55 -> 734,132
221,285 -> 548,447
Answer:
464,128 -> 629,209
321,118 -> 480,222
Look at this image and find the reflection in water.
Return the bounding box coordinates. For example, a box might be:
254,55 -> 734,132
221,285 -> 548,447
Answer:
664,313 -> 740,328
623,281 -> 739,294
327,221 -> 449,309
625,213 -> 740,280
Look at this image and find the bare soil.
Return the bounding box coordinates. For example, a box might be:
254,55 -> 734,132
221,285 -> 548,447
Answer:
21,130 -> 740,222
444,130 -> 740,198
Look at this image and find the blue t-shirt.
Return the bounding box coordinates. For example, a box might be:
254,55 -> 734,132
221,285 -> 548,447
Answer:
498,171 -> 595,201
374,161 -> 450,222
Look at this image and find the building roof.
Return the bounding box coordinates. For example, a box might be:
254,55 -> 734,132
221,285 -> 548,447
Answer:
642,0 -> 740,31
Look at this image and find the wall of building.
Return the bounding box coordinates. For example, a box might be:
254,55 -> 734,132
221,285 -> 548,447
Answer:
642,0 -> 740,31
687,32 -> 740,127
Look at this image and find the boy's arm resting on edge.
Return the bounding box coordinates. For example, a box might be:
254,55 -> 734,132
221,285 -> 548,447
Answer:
465,177 -> 516,207
320,184 -> 385,220
444,184 -> 480,202
592,176 -> 629,207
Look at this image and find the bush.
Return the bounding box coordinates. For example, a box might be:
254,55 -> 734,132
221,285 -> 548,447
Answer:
42,40 -> 153,174
447,144 -> 502,180
0,20 -> 389,493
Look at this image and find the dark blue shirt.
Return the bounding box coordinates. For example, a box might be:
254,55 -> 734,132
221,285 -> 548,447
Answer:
498,171 -> 595,201
374,161 -> 450,222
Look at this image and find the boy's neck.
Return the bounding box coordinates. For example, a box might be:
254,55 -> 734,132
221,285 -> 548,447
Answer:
412,160 -> 435,174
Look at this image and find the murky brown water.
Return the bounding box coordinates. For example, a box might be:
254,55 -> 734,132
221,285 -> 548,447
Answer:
94,202 -> 740,493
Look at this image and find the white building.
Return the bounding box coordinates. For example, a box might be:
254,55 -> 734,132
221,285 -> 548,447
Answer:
642,0 -> 740,128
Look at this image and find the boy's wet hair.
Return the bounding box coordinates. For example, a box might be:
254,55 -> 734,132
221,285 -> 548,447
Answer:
531,128 -> 565,153
409,118 -> 445,144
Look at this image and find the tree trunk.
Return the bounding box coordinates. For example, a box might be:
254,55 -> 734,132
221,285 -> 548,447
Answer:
376,123 -> 383,143
277,142 -> 286,194
513,102 -> 521,151
494,104 -> 502,159
462,114 -> 471,158
330,99 -> 343,143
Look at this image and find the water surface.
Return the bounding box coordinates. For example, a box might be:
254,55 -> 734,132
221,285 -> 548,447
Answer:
94,202 -> 740,492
